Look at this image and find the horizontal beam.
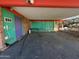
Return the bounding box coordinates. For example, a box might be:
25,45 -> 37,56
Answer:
30,20 -> 64,22
0,0 -> 79,7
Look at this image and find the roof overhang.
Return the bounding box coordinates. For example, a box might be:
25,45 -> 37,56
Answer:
0,0 -> 79,8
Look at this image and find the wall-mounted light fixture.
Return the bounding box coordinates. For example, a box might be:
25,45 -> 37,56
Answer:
26,0 -> 34,4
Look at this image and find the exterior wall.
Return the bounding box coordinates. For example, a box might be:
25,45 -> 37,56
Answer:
31,21 -> 54,32
2,8 -> 16,45
21,17 -> 30,34
0,7 -> 6,50
0,7 -> 30,47
58,21 -> 64,31
15,15 -> 23,40
54,21 -> 59,32
1,8 -> 30,45
31,20 -> 64,32
54,20 -> 64,32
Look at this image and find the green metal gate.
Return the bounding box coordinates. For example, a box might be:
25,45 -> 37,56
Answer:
2,8 -> 16,45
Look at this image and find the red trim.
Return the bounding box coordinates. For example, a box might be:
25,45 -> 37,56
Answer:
3,7 -> 24,16
12,10 -> 22,16
0,0 -> 79,8
30,20 -> 64,22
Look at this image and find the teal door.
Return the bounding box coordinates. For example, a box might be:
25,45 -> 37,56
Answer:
2,8 -> 16,45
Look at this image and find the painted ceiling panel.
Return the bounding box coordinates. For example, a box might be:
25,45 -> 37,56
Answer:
14,7 -> 79,20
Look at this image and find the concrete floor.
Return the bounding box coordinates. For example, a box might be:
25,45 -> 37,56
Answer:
0,32 -> 79,59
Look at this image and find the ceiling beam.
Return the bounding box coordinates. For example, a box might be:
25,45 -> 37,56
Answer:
30,19 -> 64,22
0,0 -> 79,8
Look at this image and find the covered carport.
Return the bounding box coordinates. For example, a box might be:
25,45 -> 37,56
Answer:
0,0 -> 79,59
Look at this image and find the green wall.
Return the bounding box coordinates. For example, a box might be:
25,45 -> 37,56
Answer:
2,8 -> 16,45
31,22 -> 54,32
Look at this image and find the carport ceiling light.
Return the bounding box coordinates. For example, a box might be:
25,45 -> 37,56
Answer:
26,0 -> 34,4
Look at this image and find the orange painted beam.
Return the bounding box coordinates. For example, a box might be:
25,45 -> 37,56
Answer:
0,0 -> 79,7
0,0 -> 28,6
